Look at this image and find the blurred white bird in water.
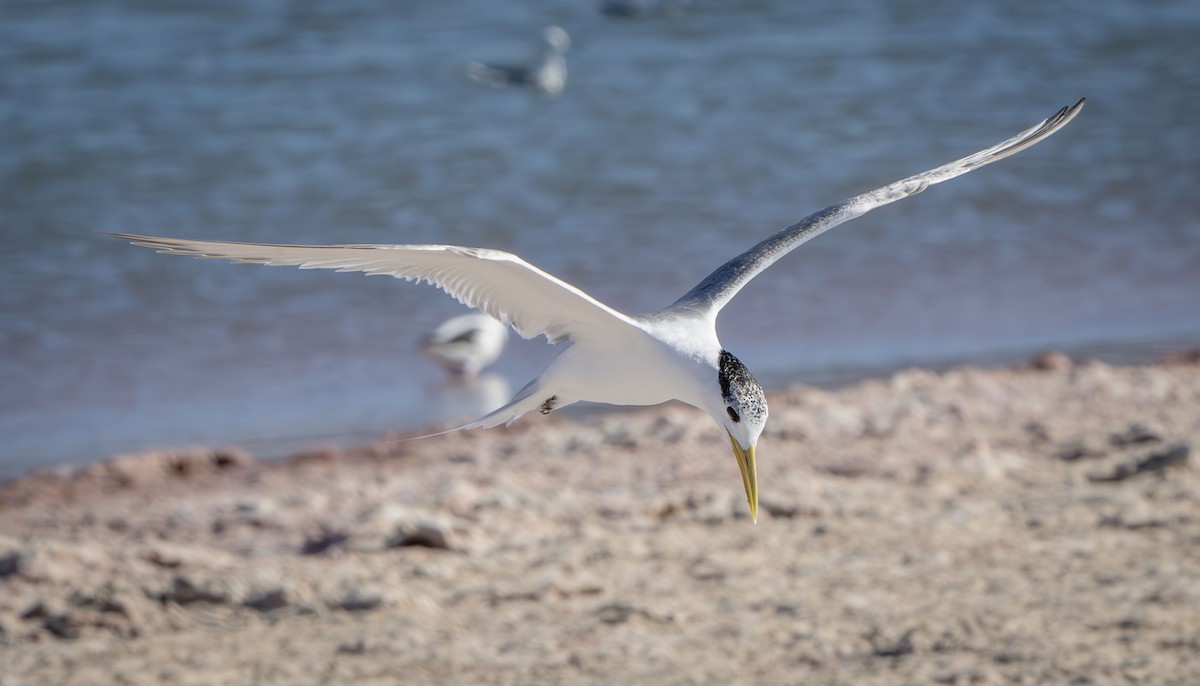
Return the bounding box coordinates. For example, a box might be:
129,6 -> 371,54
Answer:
599,0 -> 692,19
466,26 -> 570,94
420,312 -> 509,379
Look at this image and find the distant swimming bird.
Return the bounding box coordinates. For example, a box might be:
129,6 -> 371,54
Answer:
421,312 -> 509,378
111,99 -> 1084,521
466,26 -> 570,94
599,0 -> 691,19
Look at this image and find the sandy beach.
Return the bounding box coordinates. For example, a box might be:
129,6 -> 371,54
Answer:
2,353 -> 1198,685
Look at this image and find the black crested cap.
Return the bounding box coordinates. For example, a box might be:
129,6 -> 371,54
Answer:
718,351 -> 755,400
718,351 -> 767,426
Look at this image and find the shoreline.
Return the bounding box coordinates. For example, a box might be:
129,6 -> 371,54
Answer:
6,336 -> 1199,484
2,353 -> 1198,683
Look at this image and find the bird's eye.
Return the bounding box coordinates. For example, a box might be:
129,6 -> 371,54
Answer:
726,406 -> 740,423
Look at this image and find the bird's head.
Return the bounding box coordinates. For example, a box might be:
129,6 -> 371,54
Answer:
715,350 -> 768,522
543,26 -> 571,52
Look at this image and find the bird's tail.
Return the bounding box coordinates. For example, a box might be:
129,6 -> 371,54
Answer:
465,61 -> 501,87
404,377 -> 550,441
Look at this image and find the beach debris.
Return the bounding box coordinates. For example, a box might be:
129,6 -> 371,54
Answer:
42,611 -> 82,639
0,549 -> 21,578
1088,443 -> 1190,483
336,639 -> 367,655
1161,347 -> 1200,365
328,589 -> 383,613
72,447 -> 255,492
386,524 -> 453,550
160,575 -> 231,606
243,587 -> 289,612
1055,441 -> 1106,462
300,527 -> 351,556
1030,350 -> 1073,371
594,601 -> 671,625
869,628 -> 917,658
1108,423 -> 1162,448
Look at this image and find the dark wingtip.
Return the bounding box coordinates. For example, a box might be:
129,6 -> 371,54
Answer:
1058,98 -> 1087,124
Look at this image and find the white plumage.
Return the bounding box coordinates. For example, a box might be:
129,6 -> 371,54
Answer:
421,313 -> 509,378
113,99 -> 1084,521
466,26 -> 570,95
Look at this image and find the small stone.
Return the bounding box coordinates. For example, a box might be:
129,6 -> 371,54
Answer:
161,576 -> 229,605
20,601 -> 48,620
387,525 -> 452,550
1056,441 -> 1105,462
593,602 -> 671,625
43,612 -> 81,640
684,490 -> 737,524
167,447 -> 253,477
1024,420 -> 1051,443
1031,350 -> 1073,371
336,639 -> 367,655
142,548 -> 183,569
439,482 -> 482,515
760,497 -> 814,519
871,628 -> 916,657
243,588 -> 289,612
0,549 -> 21,578
1161,347 -> 1200,365
98,447 -> 253,489
1134,443 -> 1190,473
300,527 -> 351,555
1109,423 -> 1162,448
69,588 -> 127,616
331,591 -> 383,612
1088,443 -> 1190,483
686,557 -> 726,582
595,602 -> 638,625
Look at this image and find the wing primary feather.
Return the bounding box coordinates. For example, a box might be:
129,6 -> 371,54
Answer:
668,98 -> 1086,317
108,233 -> 642,344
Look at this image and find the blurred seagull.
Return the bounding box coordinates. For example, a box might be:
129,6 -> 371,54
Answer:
112,99 -> 1084,521
599,0 -> 691,19
421,312 -> 509,378
466,26 -> 570,94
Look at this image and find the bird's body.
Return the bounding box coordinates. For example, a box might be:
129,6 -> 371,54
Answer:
475,310 -> 721,425
466,26 -> 570,95
599,0 -> 692,19
113,99 -> 1084,521
421,312 -> 509,378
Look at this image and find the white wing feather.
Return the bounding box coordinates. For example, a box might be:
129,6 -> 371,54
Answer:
110,234 -> 641,344
669,99 -> 1086,317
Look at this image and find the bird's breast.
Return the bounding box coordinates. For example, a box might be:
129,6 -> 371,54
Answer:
546,326 -> 715,410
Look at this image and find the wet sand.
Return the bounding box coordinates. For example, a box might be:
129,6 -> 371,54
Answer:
2,353 -> 1198,685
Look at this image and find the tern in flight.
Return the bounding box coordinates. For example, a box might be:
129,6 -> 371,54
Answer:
113,99 -> 1084,521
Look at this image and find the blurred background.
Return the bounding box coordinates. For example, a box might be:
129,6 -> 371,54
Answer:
2,0 -> 1197,478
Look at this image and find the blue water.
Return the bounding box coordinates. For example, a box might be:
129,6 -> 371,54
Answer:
3,0 -> 1199,478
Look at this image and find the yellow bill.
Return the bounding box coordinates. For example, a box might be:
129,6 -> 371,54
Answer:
727,430 -> 758,523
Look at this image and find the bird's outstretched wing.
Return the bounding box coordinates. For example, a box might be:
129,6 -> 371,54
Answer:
668,98 -> 1086,318
110,235 -> 641,344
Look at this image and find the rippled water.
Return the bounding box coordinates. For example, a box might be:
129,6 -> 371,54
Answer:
2,0 -> 1198,477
